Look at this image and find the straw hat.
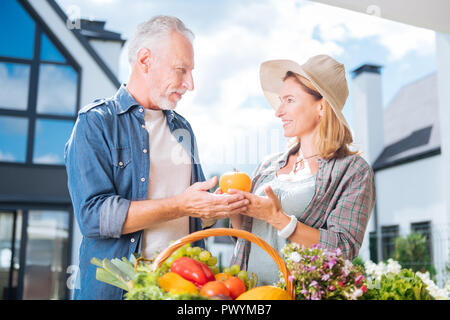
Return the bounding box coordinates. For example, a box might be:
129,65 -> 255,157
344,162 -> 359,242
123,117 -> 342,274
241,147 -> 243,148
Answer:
260,55 -> 350,129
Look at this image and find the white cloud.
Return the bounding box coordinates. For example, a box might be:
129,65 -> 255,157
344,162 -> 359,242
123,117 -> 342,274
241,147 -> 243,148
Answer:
33,153 -> 62,165
0,150 -> 16,162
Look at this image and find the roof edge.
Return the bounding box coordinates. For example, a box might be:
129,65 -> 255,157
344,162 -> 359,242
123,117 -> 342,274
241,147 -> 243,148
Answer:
373,147 -> 441,172
45,0 -> 121,88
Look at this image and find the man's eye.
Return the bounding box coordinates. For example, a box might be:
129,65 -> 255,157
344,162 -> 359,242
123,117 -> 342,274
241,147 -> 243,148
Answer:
178,68 -> 186,74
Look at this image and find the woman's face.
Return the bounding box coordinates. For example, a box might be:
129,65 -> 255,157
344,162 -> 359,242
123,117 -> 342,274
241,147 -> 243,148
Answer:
276,77 -> 323,138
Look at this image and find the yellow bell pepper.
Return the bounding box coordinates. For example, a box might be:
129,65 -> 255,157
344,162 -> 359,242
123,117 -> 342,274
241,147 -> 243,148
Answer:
158,272 -> 199,295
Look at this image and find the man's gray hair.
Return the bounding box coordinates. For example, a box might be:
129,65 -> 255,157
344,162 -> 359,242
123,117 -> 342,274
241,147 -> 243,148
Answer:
127,15 -> 195,65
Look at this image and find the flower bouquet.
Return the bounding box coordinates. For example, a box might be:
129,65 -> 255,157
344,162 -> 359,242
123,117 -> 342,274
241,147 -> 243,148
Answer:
276,243 -> 449,300
276,243 -> 367,300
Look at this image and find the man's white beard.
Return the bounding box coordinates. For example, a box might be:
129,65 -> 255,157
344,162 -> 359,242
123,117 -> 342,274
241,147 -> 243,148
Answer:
157,96 -> 177,110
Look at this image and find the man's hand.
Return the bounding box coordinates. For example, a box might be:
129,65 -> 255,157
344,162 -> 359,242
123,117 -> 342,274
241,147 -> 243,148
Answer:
176,176 -> 249,220
228,186 -> 283,226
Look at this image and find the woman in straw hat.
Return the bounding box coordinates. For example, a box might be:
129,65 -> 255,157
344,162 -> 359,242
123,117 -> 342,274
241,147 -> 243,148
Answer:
225,55 -> 376,285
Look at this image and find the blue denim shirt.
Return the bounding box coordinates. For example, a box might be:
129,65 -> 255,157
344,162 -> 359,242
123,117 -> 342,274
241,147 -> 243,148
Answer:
64,85 -> 206,300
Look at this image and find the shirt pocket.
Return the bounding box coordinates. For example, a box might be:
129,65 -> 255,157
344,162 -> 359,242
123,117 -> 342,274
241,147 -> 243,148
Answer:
111,146 -> 132,169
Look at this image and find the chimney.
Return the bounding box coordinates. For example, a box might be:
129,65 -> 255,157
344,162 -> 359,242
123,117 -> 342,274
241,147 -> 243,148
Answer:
79,19 -> 125,76
351,64 -> 384,165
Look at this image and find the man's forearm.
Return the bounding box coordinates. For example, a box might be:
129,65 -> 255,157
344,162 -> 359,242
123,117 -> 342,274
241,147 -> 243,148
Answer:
121,197 -> 184,235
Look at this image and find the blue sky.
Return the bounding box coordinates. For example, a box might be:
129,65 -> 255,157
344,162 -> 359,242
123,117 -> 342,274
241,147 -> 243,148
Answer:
53,0 -> 437,176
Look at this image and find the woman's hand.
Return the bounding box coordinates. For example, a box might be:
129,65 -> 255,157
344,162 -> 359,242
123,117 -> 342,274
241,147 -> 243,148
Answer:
176,177 -> 249,221
228,186 -> 285,226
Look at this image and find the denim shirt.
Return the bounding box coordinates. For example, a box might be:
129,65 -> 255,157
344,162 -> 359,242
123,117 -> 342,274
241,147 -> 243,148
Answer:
64,85 -> 206,300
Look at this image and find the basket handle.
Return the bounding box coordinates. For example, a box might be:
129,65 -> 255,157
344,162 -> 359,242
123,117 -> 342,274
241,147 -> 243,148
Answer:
150,228 -> 295,299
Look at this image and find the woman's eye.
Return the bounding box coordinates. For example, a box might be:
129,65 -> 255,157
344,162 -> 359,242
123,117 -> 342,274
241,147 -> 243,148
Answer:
287,98 -> 295,103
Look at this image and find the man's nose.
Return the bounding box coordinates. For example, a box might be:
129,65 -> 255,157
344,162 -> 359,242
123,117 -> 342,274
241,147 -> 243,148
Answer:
183,71 -> 194,91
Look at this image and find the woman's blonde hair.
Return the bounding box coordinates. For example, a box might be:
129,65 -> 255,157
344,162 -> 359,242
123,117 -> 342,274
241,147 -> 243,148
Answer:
284,71 -> 358,160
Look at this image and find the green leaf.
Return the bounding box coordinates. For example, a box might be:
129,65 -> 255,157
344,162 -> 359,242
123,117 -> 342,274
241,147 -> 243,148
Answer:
96,268 -> 130,291
103,258 -> 129,281
90,257 -> 103,268
111,258 -> 138,280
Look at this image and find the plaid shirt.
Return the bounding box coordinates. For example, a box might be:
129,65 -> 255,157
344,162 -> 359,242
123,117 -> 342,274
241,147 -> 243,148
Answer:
230,145 -> 376,269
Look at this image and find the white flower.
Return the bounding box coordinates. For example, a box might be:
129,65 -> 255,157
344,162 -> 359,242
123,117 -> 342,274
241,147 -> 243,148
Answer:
352,288 -> 364,300
416,272 -> 449,300
289,252 -> 302,263
386,259 -> 402,274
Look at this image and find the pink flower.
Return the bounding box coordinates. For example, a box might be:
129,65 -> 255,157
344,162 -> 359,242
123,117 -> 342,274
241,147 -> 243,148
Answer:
288,275 -> 294,282
329,285 -> 335,291
309,281 -> 318,287
321,274 -> 331,281
311,255 -> 319,262
355,275 -> 364,285
361,285 -> 368,294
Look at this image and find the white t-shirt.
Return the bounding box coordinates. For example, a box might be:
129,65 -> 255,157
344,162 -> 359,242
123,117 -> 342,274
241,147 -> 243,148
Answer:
141,109 -> 192,259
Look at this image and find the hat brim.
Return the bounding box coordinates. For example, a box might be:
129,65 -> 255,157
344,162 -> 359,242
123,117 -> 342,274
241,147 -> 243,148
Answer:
260,59 -> 350,130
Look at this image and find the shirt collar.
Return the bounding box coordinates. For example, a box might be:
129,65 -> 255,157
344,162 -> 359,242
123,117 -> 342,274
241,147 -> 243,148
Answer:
114,84 -> 140,115
113,84 -> 177,125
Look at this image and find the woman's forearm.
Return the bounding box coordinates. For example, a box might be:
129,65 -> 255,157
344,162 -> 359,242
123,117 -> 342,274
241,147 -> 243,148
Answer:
229,214 -> 243,229
269,210 -> 320,248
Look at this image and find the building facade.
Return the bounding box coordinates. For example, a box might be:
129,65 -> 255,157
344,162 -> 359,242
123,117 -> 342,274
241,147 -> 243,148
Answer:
0,0 -> 123,299
353,66 -> 449,286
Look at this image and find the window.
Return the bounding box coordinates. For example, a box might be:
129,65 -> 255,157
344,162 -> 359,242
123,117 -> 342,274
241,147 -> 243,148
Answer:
36,65 -> 78,116
0,116 -> 28,163
0,0 -> 80,166
23,210 -> 69,300
369,231 -> 378,263
33,119 -> 74,165
381,225 -> 399,260
0,0 -> 35,59
411,221 -> 433,262
0,62 -> 31,110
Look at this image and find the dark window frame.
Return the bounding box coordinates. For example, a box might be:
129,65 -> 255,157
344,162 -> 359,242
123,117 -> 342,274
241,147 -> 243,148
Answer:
0,0 -> 82,168
411,221 -> 433,263
381,225 -> 399,261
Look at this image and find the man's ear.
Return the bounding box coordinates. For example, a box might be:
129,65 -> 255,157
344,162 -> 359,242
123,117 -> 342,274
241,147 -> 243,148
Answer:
136,48 -> 152,73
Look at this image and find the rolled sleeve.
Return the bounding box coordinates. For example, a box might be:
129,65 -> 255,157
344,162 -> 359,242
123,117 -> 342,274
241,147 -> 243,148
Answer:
100,196 -> 131,238
65,112 -> 129,239
318,165 -> 376,260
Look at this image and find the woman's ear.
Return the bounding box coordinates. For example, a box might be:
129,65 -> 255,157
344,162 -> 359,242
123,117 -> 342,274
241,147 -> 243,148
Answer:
317,98 -> 325,118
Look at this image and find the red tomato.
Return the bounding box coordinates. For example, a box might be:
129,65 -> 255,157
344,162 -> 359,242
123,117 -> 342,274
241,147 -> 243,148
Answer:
200,281 -> 231,298
223,277 -> 246,299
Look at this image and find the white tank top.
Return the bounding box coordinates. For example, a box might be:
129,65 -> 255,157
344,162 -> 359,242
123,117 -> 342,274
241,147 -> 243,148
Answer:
141,109 -> 191,259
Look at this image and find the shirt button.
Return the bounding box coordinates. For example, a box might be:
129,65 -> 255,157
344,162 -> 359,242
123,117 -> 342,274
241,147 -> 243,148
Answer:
130,238 -> 135,243
143,149 -> 148,154
141,177 -> 146,182
141,124 -> 145,128
118,161 -> 124,167
139,108 -> 144,113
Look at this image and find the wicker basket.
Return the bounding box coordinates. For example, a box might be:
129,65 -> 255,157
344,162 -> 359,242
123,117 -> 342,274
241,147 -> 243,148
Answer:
149,228 -> 295,300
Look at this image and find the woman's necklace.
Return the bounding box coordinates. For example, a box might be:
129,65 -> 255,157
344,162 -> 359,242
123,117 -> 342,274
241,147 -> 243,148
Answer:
293,150 -> 319,173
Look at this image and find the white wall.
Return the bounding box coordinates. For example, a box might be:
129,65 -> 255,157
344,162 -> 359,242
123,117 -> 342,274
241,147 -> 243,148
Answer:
375,155 -> 448,284
89,39 -> 123,77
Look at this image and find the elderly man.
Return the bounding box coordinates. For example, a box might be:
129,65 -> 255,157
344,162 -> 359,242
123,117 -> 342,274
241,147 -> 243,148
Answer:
65,16 -> 248,300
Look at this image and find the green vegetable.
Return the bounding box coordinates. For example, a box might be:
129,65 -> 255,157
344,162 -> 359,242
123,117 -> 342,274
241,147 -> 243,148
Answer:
363,269 -> 434,300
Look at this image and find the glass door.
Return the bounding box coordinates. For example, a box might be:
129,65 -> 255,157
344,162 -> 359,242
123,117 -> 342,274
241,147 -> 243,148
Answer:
22,210 -> 69,300
0,211 -> 21,300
